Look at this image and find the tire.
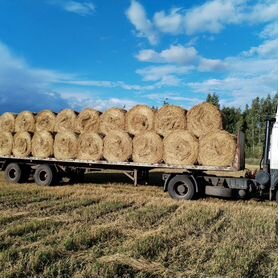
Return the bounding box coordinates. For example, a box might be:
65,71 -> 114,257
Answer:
275,190 -> 278,203
4,163 -> 24,183
167,175 -> 196,200
34,165 -> 56,186
205,186 -> 232,198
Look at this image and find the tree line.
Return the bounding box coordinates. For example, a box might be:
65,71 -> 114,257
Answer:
206,93 -> 278,159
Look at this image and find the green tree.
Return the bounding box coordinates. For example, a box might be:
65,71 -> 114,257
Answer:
206,93 -> 220,108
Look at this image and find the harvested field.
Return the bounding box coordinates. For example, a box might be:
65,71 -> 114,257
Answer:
0,170 -> 276,278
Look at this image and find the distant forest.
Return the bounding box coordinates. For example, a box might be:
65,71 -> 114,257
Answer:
206,93 -> 278,159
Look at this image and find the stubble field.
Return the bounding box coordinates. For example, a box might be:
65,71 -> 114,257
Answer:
0,171 -> 277,278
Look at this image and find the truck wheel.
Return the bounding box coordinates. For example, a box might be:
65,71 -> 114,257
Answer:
205,186 -> 232,198
34,165 -> 56,186
5,163 -> 24,183
167,175 -> 196,200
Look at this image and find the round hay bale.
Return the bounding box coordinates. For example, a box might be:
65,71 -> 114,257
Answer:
12,132 -> 32,157
35,110 -> 56,132
0,113 -> 15,132
155,105 -> 187,137
187,102 -> 223,137
55,109 -> 77,132
75,108 -> 100,133
132,131 -> 163,164
163,130 -> 198,165
54,132 -> 78,160
198,130 -> 236,167
99,108 -> 126,135
32,131 -> 54,158
15,111 -> 35,132
126,105 -> 154,135
78,132 -> 103,160
0,132 -> 13,155
103,131 -> 132,162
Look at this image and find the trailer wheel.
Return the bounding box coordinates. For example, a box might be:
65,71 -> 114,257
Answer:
167,175 -> 196,200
205,186 -> 232,198
34,165 -> 56,186
5,163 -> 24,183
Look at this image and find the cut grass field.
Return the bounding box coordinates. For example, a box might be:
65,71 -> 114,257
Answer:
0,170 -> 277,278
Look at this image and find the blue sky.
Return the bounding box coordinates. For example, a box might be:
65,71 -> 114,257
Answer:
0,0 -> 277,113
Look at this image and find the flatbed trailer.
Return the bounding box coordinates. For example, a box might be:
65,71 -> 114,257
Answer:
0,131 -> 260,201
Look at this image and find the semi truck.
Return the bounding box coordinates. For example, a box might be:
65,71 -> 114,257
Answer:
0,111 -> 278,202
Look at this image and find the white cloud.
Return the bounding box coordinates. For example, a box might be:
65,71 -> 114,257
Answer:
153,8 -> 183,34
243,39 -> 278,58
247,1 -> 278,23
260,22 -> 278,39
0,41 -> 71,113
183,0 -> 240,35
136,65 -> 192,85
127,0 -> 278,43
63,1 -> 95,16
126,0 -> 158,45
60,92 -> 139,111
187,43 -> 278,108
136,44 -> 227,82
136,45 -> 198,64
198,57 -> 227,72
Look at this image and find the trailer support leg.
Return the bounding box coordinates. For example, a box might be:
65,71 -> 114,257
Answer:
123,169 -> 138,186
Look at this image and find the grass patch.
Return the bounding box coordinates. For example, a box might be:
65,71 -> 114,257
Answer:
0,172 -> 276,278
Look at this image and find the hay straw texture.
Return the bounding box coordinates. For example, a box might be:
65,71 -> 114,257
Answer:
55,109 -> 77,132
126,105 -> 154,135
54,132 -> 78,160
0,132 -> 13,155
77,132 -> 103,160
103,131 -> 132,162
15,111 -> 35,132
32,131 -> 54,158
187,102 -> 223,137
155,105 -> 187,137
75,108 -> 100,133
132,131 -> 163,164
12,132 -> 32,157
99,108 -> 126,135
0,113 -> 15,132
35,110 -> 56,132
198,130 -> 236,166
163,131 -> 198,165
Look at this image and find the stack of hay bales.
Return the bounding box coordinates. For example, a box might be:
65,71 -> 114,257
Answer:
0,102 -> 237,167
